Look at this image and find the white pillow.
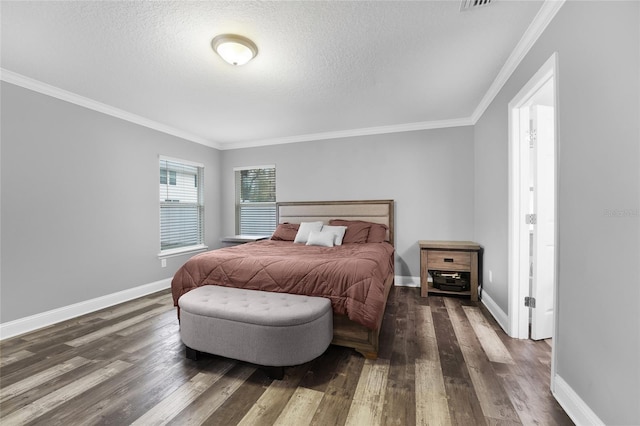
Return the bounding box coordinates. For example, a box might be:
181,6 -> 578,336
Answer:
306,230 -> 335,247
321,225 -> 347,245
293,221 -> 324,244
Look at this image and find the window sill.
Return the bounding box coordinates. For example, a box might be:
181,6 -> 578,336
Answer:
158,244 -> 208,259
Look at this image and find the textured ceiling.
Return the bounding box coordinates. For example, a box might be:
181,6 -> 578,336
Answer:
1,1 -> 544,148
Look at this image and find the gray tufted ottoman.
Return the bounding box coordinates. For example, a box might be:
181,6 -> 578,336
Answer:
178,285 -> 333,379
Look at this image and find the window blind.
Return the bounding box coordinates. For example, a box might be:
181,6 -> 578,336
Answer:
235,166 -> 276,235
160,158 -> 204,253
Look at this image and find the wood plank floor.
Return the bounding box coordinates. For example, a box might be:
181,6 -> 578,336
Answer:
0,287 -> 573,425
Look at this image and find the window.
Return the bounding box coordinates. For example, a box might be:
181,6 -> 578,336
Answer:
160,169 -> 176,185
159,156 -> 206,256
235,165 -> 276,235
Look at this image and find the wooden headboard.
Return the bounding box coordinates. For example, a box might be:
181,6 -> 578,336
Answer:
276,199 -> 394,246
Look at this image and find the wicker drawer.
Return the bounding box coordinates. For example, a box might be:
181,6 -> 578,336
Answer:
427,250 -> 471,271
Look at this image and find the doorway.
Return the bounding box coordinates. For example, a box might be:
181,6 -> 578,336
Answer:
508,53 -> 558,343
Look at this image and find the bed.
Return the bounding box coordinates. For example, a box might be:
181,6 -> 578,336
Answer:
171,199 -> 395,359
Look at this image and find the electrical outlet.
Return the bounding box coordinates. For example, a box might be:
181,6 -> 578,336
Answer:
161,258 -> 167,268
489,270 -> 493,283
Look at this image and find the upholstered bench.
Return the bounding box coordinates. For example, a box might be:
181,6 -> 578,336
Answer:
178,285 -> 333,379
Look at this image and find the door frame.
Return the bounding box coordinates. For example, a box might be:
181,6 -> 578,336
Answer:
507,53 -> 559,388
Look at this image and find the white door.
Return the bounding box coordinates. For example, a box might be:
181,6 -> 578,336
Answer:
508,54 -> 557,342
508,52 -> 558,389
530,103 -> 555,340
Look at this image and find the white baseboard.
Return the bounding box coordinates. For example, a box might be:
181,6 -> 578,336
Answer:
480,291 -> 604,425
394,275 -> 420,287
480,290 -> 510,334
553,374 -> 604,426
0,278 -> 172,341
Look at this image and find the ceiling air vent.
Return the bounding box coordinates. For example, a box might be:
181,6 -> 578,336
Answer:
460,0 -> 492,12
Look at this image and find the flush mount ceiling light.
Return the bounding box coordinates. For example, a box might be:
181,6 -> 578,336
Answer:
211,34 -> 258,66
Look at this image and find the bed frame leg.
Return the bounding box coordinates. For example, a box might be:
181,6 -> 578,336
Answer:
185,346 -> 199,361
356,350 -> 378,360
262,366 -> 285,380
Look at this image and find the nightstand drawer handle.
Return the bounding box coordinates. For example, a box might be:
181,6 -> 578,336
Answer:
444,258 -> 454,262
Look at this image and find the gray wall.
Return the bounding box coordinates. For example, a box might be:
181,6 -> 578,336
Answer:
0,82 -> 222,322
221,127 -> 475,278
1,83 -> 474,320
474,2 -> 639,424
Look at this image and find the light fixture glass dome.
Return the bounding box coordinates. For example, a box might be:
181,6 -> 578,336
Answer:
211,34 -> 258,66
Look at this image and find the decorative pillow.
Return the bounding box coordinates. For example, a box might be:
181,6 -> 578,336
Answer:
368,223 -> 389,243
320,225 -> 347,246
293,221 -> 324,244
306,230 -> 335,247
271,223 -> 300,241
328,219 -> 371,244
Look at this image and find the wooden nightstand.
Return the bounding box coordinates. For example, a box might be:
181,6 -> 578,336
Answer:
220,235 -> 270,247
419,240 -> 482,301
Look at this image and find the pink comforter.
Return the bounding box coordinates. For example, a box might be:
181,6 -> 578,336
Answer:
171,240 -> 395,329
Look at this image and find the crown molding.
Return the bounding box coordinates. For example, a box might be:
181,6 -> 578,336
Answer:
470,0 -> 566,124
1,68 -> 470,150
1,0 -> 564,150
0,69 -> 222,150
218,117 -> 474,150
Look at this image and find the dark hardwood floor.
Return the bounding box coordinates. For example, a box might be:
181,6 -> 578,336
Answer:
0,286 -> 573,425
